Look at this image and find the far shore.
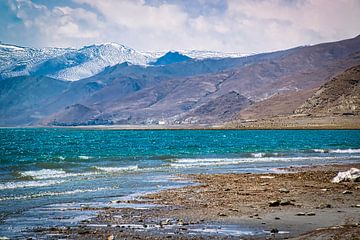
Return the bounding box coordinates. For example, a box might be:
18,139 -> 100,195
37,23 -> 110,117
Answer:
1,115 -> 360,130
40,163 -> 360,239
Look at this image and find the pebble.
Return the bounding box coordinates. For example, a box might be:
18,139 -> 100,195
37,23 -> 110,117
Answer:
269,200 -> 280,207
275,217 -> 280,220
343,190 -> 352,194
279,188 -> 289,193
296,212 -> 306,216
270,228 -> 279,234
280,199 -> 292,206
218,212 -> 227,216
307,212 -> 316,216
318,203 -> 332,209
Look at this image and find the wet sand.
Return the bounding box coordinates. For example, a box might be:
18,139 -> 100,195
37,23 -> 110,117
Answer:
40,163 -> 360,239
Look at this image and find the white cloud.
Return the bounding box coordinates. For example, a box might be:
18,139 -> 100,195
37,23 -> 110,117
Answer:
4,0 -> 360,52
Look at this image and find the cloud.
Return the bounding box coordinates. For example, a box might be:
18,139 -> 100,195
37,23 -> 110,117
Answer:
1,0 -> 359,52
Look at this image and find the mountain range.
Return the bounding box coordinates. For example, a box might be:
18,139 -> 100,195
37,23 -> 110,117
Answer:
0,35 -> 359,127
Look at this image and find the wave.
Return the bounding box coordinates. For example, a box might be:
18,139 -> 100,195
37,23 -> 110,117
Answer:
311,148 -> 360,154
251,152 -> 266,158
20,169 -> 95,180
79,155 -> 93,160
0,179 -> 65,190
330,149 -> 360,154
312,149 -> 329,153
170,155 -> 360,168
0,187 -> 112,201
94,165 -> 139,173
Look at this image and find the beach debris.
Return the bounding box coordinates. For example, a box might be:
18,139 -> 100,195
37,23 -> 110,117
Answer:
107,235 -> 114,240
342,190 -> 353,194
332,168 -> 360,183
269,200 -> 280,207
279,188 -> 289,193
306,212 -> 316,216
295,212 -> 306,216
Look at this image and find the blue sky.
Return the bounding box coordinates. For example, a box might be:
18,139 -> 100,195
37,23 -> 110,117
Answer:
1,0 -> 359,53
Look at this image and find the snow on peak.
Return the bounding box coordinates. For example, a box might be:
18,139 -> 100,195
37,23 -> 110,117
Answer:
1,42 -> 250,81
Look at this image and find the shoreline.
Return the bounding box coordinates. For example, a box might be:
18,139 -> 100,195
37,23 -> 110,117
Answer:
39,163 -> 360,239
1,115 -> 360,130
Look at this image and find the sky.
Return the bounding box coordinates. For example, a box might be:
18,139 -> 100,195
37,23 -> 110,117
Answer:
1,0 -> 360,53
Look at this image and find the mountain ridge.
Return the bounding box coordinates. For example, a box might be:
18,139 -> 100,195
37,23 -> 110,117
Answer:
1,35 -> 360,126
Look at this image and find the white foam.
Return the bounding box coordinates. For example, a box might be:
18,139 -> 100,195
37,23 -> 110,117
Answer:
20,169 -> 95,180
0,187 -> 111,201
313,149 -> 329,153
94,165 -> 139,173
57,156 -> 65,160
79,155 -> 93,160
329,149 -> 360,154
170,155 -> 360,168
251,153 -> 266,158
0,180 -> 65,190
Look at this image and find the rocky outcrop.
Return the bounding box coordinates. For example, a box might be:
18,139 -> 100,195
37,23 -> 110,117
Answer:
295,65 -> 360,116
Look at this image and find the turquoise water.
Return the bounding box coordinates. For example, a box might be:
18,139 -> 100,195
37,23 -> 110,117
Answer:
0,129 -> 360,237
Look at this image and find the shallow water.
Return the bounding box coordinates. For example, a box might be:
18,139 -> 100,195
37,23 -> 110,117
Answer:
0,129 -> 360,237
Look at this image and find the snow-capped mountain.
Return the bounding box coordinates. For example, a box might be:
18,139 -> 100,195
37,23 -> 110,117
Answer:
142,50 -> 251,60
35,43 -> 153,81
0,42 -> 249,81
0,43 -> 72,79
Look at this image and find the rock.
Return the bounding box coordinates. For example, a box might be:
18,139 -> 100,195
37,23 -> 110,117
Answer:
218,212 -> 227,217
160,219 -> 172,226
332,168 -> 360,183
343,190 -> 352,194
356,204 -> 360,208
269,200 -> 280,207
275,217 -> 280,220
307,212 -> 316,216
280,200 -> 292,206
279,188 -> 289,193
178,219 -> 188,225
107,235 -> 114,240
270,228 -> 279,234
296,212 -> 306,216
318,203 -> 332,209
321,188 -> 329,192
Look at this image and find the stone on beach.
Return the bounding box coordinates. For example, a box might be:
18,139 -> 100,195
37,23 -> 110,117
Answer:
332,168 -> 360,183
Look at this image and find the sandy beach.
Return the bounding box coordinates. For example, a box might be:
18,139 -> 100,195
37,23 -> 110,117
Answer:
37,163 -> 360,239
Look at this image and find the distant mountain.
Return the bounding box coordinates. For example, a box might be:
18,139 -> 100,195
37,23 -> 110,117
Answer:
295,65 -> 360,116
1,35 -> 360,126
151,51 -> 191,65
0,43 -> 71,79
33,43 -> 151,81
0,43 -> 248,81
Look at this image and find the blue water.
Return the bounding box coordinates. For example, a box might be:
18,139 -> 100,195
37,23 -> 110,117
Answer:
0,129 -> 360,238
